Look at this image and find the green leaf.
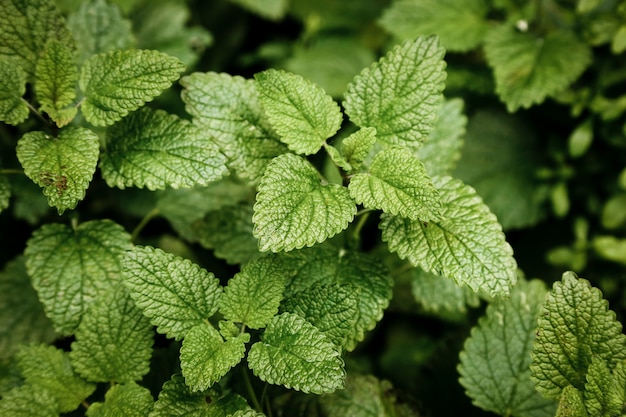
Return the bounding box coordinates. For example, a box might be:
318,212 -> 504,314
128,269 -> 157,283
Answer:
70,285 -> 153,383
485,26 -> 592,111
100,107 -> 228,190
87,382 -> 153,417
584,357 -> 623,417
17,127 -> 100,214
344,36 -> 446,148
195,203 -> 260,265
0,0 -> 74,79
453,109 -> 548,230
0,59 -> 29,125
180,71 -> 286,184
530,272 -> 626,399
381,176 -> 518,297
282,283 -> 359,350
220,256 -> 286,329
228,410 -> 265,417
150,374 -> 250,417
79,49 -> 185,126
229,0 -> 288,20
592,236 -> 626,265
0,384 -> 59,417
122,245 -> 223,340
348,146 -> 442,221
340,127 -> 377,171
411,267 -> 480,315
247,312 -> 345,394
180,323 -> 249,392
253,153 -> 356,252
319,374 -> 392,417
16,344 -> 95,413
25,220 -> 132,334
556,386 -> 588,417
255,69 -> 343,155
379,0 -> 490,52
67,0 -> 134,65
416,98 -> 466,177
0,175 -> 9,212
0,257 -> 56,358
35,40 -> 78,127
459,279 -> 557,417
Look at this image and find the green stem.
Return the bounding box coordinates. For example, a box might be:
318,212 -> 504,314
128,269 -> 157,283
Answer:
23,98 -> 49,126
0,168 -> 24,175
242,367 -> 263,412
350,209 -> 374,242
131,207 -> 160,242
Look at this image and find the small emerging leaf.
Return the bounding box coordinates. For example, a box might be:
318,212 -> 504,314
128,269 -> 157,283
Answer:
87,382 -> 153,417
0,60 -> 29,125
340,127 -> 377,171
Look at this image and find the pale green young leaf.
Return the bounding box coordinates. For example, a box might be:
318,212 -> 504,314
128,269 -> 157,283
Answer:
348,146 -> 442,221
324,143 -> 352,172
0,0 -> 74,79
381,176 -> 518,297
556,386 -> 588,417
453,110 -> 547,230
0,384 -> 59,417
416,98 -> 466,177
530,272 -> 626,399
379,0 -> 490,52
485,26 -> 592,112
583,357 -> 623,417
79,49 -> 185,126
344,36 -> 446,148
100,107 -> 228,190
459,280 -> 557,417
196,203 -> 260,265
180,72 -> 286,184
0,176 -> 9,212
319,374 -> 390,417
253,153 -> 356,252
340,127 -> 377,171
150,374 -> 250,417
282,283 -> 359,350
219,256 -> 286,329
70,285 -> 153,383
25,220 -> 132,335
87,382 -> 153,417
247,312 -> 345,394
67,0 -> 134,65
0,60 -> 29,125
180,323 -> 249,392
17,127 -> 99,214
35,40 -> 78,127
122,245 -> 222,340
0,257 -> 56,358
16,344 -> 95,413
411,267 -> 479,315
229,0 -> 287,20
255,69 -> 343,155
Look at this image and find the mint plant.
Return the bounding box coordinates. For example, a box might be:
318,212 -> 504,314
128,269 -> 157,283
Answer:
1,0 -> 626,416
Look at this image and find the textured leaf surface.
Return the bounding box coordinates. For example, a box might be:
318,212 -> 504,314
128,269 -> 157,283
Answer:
530,272 -> 626,399
253,153 -> 356,252
101,107 -> 228,190
0,384 -> 59,417
340,127 -> 377,171
411,267 -> 479,314
70,285 -> 153,382
35,40 -> 78,127
416,98 -> 466,177
381,176 -> 518,297
583,357 -> 623,417
349,146 -> 442,221
319,374 -> 390,417
380,0 -> 490,52
17,344 -> 95,413
344,36 -> 446,147
87,382 -> 153,417
459,280 -> 557,417
282,283 -> 359,349
180,323 -> 249,392
219,256 -> 286,329
67,0 -> 134,65
150,374 -> 250,417
0,0 -> 74,78
0,257 -> 56,358
255,69 -> 342,155
453,110 -> 547,230
247,313 -> 344,393
79,49 -> 185,126
180,71 -> 286,184
0,59 -> 28,125
556,385 -> 587,417
25,220 -> 132,334
17,127 -> 99,213
122,245 -> 222,340
485,27 -> 592,111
